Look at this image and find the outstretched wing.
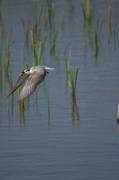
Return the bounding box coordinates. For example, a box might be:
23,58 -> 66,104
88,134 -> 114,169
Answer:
8,72 -> 29,97
17,72 -> 44,102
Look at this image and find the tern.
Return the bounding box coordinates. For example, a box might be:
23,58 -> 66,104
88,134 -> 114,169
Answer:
8,65 -> 54,102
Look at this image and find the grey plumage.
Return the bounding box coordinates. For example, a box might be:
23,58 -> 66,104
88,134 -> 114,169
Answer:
8,65 -> 54,102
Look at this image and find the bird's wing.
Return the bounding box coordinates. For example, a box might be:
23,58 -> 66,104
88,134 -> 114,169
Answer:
17,72 -> 43,102
8,72 -> 29,97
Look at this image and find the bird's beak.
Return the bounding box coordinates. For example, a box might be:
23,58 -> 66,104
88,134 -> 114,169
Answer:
45,67 -> 55,74
45,67 -> 55,71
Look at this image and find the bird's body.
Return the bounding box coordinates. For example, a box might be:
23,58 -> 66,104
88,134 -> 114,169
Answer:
8,65 -> 54,102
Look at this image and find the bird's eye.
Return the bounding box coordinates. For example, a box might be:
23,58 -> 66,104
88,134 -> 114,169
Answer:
21,69 -> 29,74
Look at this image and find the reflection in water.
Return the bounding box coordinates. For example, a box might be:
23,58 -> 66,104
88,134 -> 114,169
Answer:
43,83 -> 52,127
19,102 -> 26,127
7,93 -> 26,128
7,94 -> 14,127
47,95 -> 51,126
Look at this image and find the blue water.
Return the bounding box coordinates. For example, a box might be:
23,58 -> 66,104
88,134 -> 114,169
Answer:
0,0 -> 119,179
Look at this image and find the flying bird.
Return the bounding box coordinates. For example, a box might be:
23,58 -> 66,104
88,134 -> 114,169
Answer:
8,65 -> 54,102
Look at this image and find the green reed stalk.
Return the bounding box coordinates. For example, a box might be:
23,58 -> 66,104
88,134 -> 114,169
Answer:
47,0 -> 53,30
80,0 -> 93,22
3,38 -> 11,79
65,59 -> 79,121
0,60 -> 2,93
30,30 -> 45,65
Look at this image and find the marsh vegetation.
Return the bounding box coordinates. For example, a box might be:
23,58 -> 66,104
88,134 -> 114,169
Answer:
0,0 -> 116,126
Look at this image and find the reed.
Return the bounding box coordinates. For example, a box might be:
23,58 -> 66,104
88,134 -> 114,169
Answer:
0,4 -> 5,37
107,6 -> 113,46
0,37 -> 15,96
46,0 -> 60,55
30,30 -> 45,65
47,0 -> 54,30
65,58 -> 79,121
50,30 -> 58,54
80,0 -> 93,33
0,59 -> 2,93
80,0 -> 93,22
108,6 -> 112,35
65,49 -> 71,81
30,0 -> 60,57
2,38 -> 11,79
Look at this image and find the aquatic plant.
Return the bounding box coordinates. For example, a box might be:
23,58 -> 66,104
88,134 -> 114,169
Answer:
0,58 -> 2,93
46,0 -> 61,55
2,37 -> 13,91
107,6 -> 113,46
50,30 -> 58,54
3,38 -> 10,78
66,62 -> 79,101
0,3 -> 5,37
47,0 -> 54,30
80,0 -> 93,23
108,6 -> 112,36
30,29 -> 45,65
28,0 -> 61,58
65,57 -> 79,122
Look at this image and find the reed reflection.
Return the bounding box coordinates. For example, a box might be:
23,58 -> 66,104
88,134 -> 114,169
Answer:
19,102 -> 26,127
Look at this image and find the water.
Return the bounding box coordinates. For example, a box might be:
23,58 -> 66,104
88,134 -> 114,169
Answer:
0,0 -> 119,179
